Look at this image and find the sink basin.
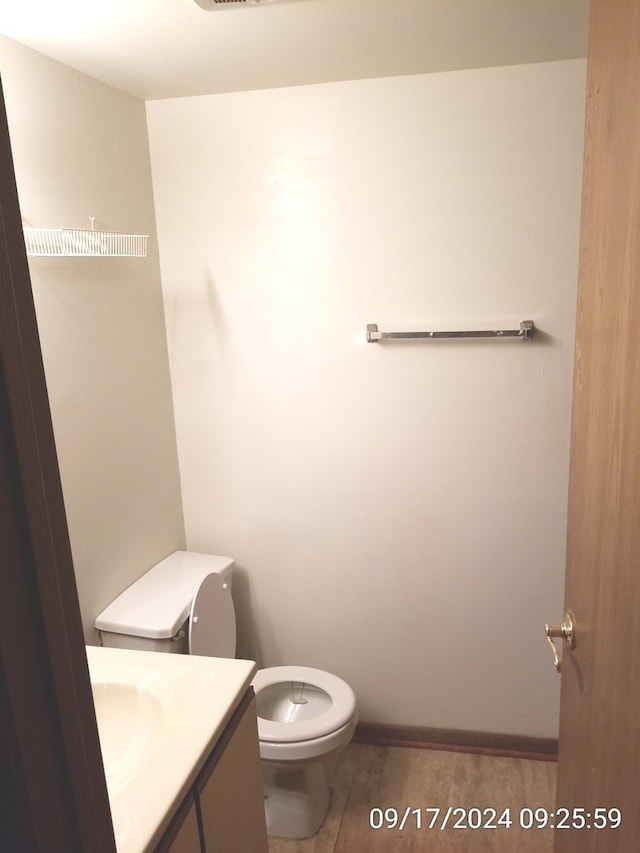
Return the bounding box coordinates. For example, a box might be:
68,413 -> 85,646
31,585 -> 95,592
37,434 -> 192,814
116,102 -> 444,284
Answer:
86,645 -> 256,853
91,681 -> 164,795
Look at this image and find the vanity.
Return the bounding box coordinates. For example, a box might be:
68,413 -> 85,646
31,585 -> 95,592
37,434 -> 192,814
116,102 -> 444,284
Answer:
86,646 -> 268,852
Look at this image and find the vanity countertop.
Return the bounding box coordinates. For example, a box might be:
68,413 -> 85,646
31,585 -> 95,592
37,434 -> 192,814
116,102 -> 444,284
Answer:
86,645 -> 257,852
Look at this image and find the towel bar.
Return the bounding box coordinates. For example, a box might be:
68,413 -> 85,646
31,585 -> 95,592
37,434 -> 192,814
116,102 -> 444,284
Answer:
365,320 -> 534,343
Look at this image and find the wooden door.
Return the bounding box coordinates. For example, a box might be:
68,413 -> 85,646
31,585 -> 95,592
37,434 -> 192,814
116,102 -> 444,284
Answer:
555,2 -> 640,850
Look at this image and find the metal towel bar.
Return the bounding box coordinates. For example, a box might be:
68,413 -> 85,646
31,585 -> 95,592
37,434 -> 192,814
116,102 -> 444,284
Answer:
365,320 -> 534,343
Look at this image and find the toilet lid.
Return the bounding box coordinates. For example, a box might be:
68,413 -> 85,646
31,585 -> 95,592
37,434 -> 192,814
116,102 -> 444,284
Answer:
189,572 -> 236,657
252,665 -> 357,743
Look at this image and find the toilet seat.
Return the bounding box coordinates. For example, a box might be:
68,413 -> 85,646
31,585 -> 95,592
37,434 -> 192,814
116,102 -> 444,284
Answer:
189,572 -> 236,658
252,665 -> 356,743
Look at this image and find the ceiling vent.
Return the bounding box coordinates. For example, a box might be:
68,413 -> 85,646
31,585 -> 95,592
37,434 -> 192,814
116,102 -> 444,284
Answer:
193,0 -> 304,9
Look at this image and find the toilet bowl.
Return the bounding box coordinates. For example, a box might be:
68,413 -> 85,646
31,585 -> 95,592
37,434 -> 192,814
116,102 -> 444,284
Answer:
253,666 -> 357,838
95,551 -> 358,839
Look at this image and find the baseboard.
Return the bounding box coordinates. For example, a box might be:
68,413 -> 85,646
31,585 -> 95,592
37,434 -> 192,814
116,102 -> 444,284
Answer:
353,722 -> 558,762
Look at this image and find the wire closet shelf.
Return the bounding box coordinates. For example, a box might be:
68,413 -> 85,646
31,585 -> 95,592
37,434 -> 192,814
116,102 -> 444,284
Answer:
23,223 -> 148,258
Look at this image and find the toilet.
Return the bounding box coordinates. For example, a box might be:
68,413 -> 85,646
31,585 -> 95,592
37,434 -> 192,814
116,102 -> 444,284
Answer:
95,550 -> 357,839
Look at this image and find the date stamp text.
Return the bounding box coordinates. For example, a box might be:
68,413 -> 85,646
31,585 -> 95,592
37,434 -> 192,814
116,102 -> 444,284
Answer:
368,806 -> 622,831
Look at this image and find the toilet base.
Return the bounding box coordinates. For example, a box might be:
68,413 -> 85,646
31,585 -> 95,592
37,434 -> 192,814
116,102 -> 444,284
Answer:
262,760 -> 331,838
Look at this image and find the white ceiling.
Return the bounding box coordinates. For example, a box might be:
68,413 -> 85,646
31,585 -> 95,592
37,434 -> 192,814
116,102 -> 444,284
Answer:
0,0 -> 589,100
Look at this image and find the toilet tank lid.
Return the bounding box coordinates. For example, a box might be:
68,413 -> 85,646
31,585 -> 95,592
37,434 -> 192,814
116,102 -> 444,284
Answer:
94,550 -> 235,639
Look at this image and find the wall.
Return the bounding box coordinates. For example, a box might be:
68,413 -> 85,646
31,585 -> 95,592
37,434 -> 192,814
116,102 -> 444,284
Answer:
0,37 -> 185,642
147,60 -> 586,737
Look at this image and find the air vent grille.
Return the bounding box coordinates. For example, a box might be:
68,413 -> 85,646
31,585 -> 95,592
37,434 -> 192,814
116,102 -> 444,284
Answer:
194,0 -> 303,9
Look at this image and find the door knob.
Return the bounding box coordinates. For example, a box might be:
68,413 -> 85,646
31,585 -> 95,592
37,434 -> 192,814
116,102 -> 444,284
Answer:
545,611 -> 575,673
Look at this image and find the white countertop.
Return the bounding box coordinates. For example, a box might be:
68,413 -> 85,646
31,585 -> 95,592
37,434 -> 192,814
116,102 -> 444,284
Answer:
86,645 -> 257,852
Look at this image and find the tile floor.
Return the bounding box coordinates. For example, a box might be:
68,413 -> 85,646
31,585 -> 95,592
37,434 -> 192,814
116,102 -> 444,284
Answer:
267,743 -> 556,852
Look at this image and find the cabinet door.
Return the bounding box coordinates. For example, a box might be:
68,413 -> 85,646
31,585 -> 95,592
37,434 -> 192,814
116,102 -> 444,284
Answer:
156,794 -> 202,853
198,694 -> 268,853
165,803 -> 201,853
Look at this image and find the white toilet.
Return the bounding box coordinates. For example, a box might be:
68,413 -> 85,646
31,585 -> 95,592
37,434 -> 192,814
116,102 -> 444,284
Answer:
95,550 -> 357,839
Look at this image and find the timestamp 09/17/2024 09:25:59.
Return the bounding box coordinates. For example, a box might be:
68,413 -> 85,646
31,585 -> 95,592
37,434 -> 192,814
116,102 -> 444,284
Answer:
368,806 -> 622,832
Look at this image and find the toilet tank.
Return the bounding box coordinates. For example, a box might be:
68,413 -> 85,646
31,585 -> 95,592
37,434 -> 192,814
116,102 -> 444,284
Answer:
95,550 -> 235,654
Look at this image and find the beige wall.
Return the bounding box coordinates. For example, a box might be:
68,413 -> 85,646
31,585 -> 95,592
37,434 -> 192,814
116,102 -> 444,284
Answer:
147,60 -> 586,737
0,37 -> 185,642
0,36 -> 585,736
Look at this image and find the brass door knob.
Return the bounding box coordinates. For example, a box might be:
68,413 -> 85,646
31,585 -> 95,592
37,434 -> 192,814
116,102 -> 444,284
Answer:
545,611 -> 575,673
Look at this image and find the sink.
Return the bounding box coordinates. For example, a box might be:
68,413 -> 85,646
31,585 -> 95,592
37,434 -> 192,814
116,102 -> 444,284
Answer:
91,681 -> 164,795
85,645 -> 256,853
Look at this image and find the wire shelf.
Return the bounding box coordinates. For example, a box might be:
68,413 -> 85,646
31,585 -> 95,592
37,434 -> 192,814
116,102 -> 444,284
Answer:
23,227 -> 148,258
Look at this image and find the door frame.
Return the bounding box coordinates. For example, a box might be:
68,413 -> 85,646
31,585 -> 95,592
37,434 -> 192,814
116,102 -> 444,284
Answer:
0,79 -> 115,851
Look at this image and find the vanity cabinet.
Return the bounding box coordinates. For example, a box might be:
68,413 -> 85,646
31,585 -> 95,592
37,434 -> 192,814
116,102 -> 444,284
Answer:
163,797 -> 201,853
156,689 -> 267,853
198,690 -> 268,852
